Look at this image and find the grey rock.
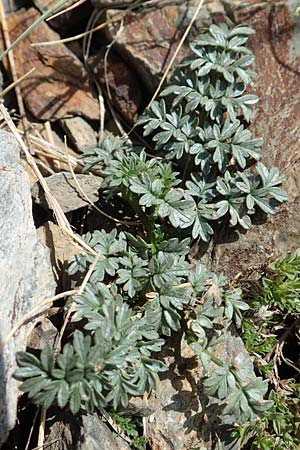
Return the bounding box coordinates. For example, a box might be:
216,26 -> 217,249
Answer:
44,411 -> 132,450
0,130 -> 56,445
147,331 -> 250,450
60,117 -> 97,153
32,172 -> 102,213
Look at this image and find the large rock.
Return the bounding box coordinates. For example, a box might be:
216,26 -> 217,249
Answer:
202,0 -> 300,277
3,8 -> 99,121
0,130 -> 56,445
44,411 -> 132,450
105,1 -> 223,92
146,331 -> 248,450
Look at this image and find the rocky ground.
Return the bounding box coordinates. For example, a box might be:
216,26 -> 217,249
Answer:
0,0 -> 300,449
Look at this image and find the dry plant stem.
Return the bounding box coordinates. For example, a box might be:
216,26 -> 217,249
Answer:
104,19 -> 131,140
30,439 -> 61,450
0,289 -> 79,352
54,252 -> 101,354
0,0 -> 69,58
24,409 -> 39,450
63,137 -> 138,226
147,0 -> 204,107
37,407 -> 47,450
0,66 -> 35,98
0,0 -> 31,146
99,406 -> 131,444
29,134 -> 81,170
83,8 -> 106,139
0,104 -> 97,256
46,0 -> 86,21
44,121 -> 60,170
31,11 -> 125,46
31,0 -> 166,47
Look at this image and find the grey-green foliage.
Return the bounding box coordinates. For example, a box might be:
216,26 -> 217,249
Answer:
81,24 -> 288,242
15,282 -> 165,413
136,23 -> 287,240
14,23 -> 283,427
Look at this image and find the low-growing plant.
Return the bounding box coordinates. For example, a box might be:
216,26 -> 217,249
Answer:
14,22 -> 288,438
235,252 -> 300,449
109,412 -> 147,450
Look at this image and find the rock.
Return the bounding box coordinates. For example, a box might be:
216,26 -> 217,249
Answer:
3,8 -> 99,121
32,0 -> 92,33
60,116 -> 98,152
105,2 -> 221,92
32,172 -> 102,213
88,49 -> 144,123
44,410 -> 132,450
147,331 -> 249,450
122,395 -> 160,417
37,221 -> 81,286
27,318 -> 58,351
202,0 -> 300,278
0,130 -> 56,445
92,0 -> 133,7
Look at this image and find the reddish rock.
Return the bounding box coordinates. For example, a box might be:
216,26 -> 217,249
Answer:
4,8 -> 99,121
92,0 -> 133,7
88,49 -> 144,123
105,1 -> 221,92
202,1 -> 300,277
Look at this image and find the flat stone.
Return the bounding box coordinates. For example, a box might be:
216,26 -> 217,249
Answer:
60,116 -> 97,152
201,0 -> 300,278
0,130 -> 56,445
32,172 -> 102,213
88,49 -> 144,123
105,2 -> 217,92
4,8 -> 99,121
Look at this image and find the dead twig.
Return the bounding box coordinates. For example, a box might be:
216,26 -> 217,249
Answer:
147,0 -> 205,107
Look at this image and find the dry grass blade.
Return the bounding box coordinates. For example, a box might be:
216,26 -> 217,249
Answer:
147,0 -> 204,108
83,8 -> 106,139
54,252 -> 101,354
0,0 -> 69,59
0,289 -> 79,352
31,11 -> 125,46
46,0 -> 86,21
0,66 -> 35,98
0,105 -> 96,256
63,138 -> 138,226
37,407 -> 47,450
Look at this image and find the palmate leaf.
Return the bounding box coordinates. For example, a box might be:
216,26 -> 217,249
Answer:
156,190 -> 195,228
15,288 -> 166,414
68,229 -> 126,282
149,252 -> 190,290
81,135 -> 131,171
191,206 -> 215,241
136,99 -> 167,136
117,253 -> 149,297
222,288 -> 249,328
223,379 -> 273,423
